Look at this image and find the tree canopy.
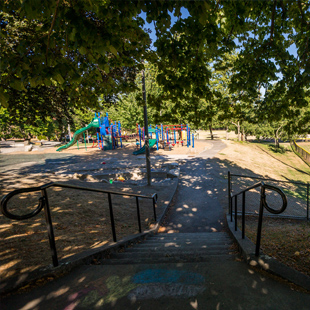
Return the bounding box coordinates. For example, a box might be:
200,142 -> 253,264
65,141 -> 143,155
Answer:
1,0 -> 310,136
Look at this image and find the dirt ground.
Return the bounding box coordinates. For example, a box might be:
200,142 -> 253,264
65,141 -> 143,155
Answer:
2,132 -> 310,285
0,138 -> 212,284
238,216 -> 310,277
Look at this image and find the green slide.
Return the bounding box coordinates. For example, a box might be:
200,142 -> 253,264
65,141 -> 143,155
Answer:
133,139 -> 157,155
56,118 -> 100,152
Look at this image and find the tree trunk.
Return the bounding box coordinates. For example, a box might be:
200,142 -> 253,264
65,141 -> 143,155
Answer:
68,124 -> 72,141
226,127 -> 229,140
275,135 -> 279,148
242,127 -> 245,141
231,121 -> 241,141
237,121 -> 241,141
209,124 -> 214,140
275,125 -> 283,148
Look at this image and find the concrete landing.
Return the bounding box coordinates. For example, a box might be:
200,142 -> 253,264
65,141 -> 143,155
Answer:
2,260 -> 310,310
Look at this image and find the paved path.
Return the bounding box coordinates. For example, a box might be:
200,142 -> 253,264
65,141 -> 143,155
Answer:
161,140 -> 227,234
1,140 -> 310,310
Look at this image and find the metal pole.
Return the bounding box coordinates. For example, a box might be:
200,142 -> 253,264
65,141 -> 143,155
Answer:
228,171 -> 232,221
136,197 -> 142,233
234,195 -> 238,231
142,69 -> 151,186
242,192 -> 245,239
108,193 -> 117,242
255,185 -> 265,256
307,183 -> 309,221
41,189 -> 58,267
152,194 -> 157,221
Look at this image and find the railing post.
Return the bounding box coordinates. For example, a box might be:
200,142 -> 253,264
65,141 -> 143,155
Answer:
228,171 -> 232,221
108,193 -> 117,242
242,191 -> 245,239
234,195 -> 238,231
152,194 -> 157,222
136,197 -> 142,233
307,183 -> 309,221
41,189 -> 58,267
255,185 -> 265,256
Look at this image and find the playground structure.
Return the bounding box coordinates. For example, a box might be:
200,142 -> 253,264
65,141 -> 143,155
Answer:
133,123 -> 195,155
57,113 -> 136,152
56,112 -> 195,154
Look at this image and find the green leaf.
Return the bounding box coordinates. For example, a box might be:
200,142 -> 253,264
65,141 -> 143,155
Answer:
109,45 -> 118,56
104,64 -> 110,74
29,78 -> 41,87
68,28 -> 77,41
0,89 -> 9,107
54,73 -> 65,84
10,79 -> 26,91
78,46 -> 87,55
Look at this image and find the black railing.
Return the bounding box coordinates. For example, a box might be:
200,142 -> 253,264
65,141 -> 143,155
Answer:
228,172 -> 287,256
1,182 -> 158,267
229,173 -> 309,219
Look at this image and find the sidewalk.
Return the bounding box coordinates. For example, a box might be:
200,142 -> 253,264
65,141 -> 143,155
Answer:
1,141 -> 310,309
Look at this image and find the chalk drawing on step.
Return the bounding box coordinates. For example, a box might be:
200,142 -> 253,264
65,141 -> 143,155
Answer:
129,269 -> 205,300
128,283 -> 205,301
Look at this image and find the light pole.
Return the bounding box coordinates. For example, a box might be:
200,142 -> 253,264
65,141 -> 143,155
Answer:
142,69 -> 151,186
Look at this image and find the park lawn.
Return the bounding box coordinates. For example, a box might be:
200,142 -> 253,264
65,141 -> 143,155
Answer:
252,141 -> 310,181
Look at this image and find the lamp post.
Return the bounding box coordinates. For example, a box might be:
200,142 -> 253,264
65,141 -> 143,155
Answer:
142,69 -> 151,186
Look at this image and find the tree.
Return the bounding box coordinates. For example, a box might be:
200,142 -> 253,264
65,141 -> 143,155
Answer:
0,1 -> 151,107
1,0 -> 310,126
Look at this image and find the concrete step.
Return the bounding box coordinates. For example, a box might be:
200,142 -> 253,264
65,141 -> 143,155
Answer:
149,232 -> 229,238
125,244 -> 229,252
140,239 -> 232,245
101,254 -> 233,265
148,233 -> 231,242
110,248 -> 230,259
95,232 -> 234,265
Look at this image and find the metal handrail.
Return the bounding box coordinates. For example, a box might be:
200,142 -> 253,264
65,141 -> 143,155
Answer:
228,171 -> 287,256
1,182 -> 158,267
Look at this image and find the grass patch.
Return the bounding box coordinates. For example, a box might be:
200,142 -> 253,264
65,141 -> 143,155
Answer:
282,187 -> 307,202
238,216 -> 310,277
252,141 -> 310,180
267,144 -> 287,154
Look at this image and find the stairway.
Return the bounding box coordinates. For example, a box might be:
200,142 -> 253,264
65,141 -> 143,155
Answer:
99,232 -> 234,265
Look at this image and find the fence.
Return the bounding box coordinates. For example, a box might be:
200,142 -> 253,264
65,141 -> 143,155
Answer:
1,182 -> 158,267
228,178 -> 287,256
290,140 -> 310,164
228,172 -> 309,220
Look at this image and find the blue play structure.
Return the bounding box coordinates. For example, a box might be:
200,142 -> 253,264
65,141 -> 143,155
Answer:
94,112 -> 123,151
